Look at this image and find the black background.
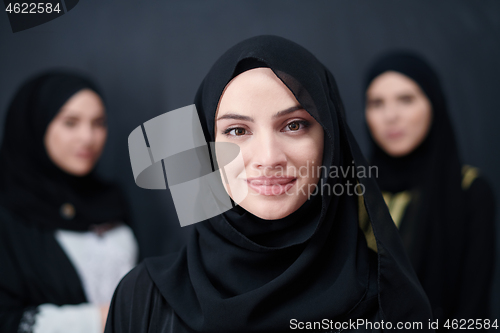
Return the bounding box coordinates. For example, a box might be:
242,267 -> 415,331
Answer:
1,0 -> 499,318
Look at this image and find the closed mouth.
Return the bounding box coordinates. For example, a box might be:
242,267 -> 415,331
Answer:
245,177 -> 297,196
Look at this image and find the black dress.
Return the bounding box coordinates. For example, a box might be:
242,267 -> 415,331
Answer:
105,36 -> 434,333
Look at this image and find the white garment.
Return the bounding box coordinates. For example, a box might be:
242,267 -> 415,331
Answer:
31,224 -> 138,333
33,304 -> 101,333
55,224 -> 138,304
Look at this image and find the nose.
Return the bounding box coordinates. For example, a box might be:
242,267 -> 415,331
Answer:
78,122 -> 95,145
383,103 -> 400,124
249,132 -> 287,174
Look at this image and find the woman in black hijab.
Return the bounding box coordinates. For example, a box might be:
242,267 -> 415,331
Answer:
363,52 -> 496,327
105,36 -> 433,332
0,71 -> 138,332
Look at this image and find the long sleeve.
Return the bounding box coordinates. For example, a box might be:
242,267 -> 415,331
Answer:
0,234 -> 26,332
454,176 -> 496,320
0,208 -> 51,333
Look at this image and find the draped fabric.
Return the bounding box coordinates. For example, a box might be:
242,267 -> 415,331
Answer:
106,36 -> 433,333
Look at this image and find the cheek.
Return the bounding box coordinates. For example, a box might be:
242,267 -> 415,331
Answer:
301,140 -> 323,165
45,125 -> 71,158
95,129 -> 108,150
407,105 -> 432,143
214,137 -> 245,177
220,148 -> 245,179
366,112 -> 384,139
286,135 -> 324,175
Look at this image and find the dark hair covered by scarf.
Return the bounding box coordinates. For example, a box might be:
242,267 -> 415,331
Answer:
145,36 -> 433,332
0,71 -> 129,231
364,52 -> 486,321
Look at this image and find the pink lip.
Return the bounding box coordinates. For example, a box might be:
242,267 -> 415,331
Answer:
245,177 -> 297,196
76,151 -> 95,159
386,130 -> 404,140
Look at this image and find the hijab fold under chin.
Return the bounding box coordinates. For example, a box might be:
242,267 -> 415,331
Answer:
0,71 -> 129,231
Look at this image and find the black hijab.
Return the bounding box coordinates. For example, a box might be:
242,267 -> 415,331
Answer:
0,71 -> 129,231
364,53 -> 482,321
145,36 -> 432,332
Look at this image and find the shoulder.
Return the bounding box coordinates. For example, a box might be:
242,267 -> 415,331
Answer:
0,204 -> 46,235
113,261 -> 155,299
461,165 -> 494,195
467,176 -> 494,198
462,166 -> 495,203
106,256 -> 183,333
105,262 -> 162,333
0,204 -> 43,244
110,252 -> 181,306
461,166 -> 496,225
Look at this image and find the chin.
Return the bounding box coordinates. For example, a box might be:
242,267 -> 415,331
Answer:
386,147 -> 414,157
62,164 -> 94,177
240,196 -> 302,220
381,141 -> 414,158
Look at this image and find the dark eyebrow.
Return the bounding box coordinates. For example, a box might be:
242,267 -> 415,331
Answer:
396,93 -> 415,98
216,114 -> 254,122
216,105 -> 304,122
272,105 -> 304,118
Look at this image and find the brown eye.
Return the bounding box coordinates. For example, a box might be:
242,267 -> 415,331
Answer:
288,122 -> 300,131
226,128 -> 246,136
399,95 -> 415,104
367,99 -> 383,109
93,118 -> 107,128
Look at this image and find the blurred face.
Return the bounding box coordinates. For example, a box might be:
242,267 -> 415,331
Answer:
44,89 -> 107,176
365,71 -> 432,157
215,68 -> 324,220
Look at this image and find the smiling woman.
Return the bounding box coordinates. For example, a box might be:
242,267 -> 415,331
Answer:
105,36 -> 434,333
215,67 -> 324,220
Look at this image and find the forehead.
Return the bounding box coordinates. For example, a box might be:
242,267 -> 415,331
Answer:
367,71 -> 422,96
217,68 -> 300,116
57,89 -> 105,117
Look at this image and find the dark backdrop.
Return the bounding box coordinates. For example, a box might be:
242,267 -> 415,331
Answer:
1,0 -> 499,318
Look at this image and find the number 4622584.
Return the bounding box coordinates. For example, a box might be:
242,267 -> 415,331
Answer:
444,319 -> 498,330
5,3 -> 61,14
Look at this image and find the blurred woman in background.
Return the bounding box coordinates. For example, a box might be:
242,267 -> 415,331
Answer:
363,52 -> 495,327
0,71 -> 138,333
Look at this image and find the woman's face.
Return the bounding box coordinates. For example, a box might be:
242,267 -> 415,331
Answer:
215,68 -> 324,220
44,89 -> 107,176
365,71 -> 432,157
